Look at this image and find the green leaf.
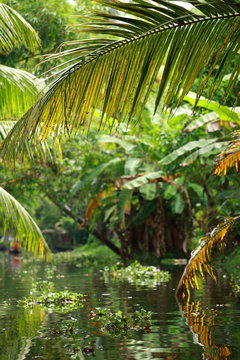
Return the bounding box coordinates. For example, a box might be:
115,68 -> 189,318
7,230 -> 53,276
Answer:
184,92 -> 240,123
139,183 -> 157,200
170,193 -> 185,214
98,135 -> 136,151
184,112 -> 219,131
188,182 -> 204,200
127,201 -> 156,226
181,141 -> 225,166
69,158 -> 123,196
0,187 -> 51,260
124,158 -> 142,175
118,189 -> 132,228
123,170 -> 162,190
2,0 -> 240,157
104,204 -> 117,222
0,3 -> 41,54
159,139 -> 217,165
0,64 -> 43,119
163,184 -> 177,200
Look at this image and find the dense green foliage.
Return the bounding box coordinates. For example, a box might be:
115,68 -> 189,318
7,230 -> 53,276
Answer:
0,0 -> 240,299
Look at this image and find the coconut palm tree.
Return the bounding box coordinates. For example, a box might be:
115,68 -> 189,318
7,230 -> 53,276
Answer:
1,0 -> 240,266
0,2 -> 51,259
1,0 -> 239,156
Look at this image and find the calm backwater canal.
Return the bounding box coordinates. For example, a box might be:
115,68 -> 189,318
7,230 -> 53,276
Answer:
0,252 -> 239,360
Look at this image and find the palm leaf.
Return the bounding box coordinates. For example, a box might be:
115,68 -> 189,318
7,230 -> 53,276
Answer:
0,187 -> 52,260
213,131 -> 240,175
175,216 -> 239,300
0,120 -> 62,165
0,64 -> 44,119
0,2 -> 41,54
2,0 -> 240,156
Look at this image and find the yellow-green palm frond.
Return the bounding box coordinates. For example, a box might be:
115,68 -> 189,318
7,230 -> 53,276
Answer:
0,120 -> 62,166
175,216 -> 239,301
1,0 -> 240,157
0,2 -> 41,54
0,64 -> 44,119
0,187 -> 52,260
213,131 -> 240,175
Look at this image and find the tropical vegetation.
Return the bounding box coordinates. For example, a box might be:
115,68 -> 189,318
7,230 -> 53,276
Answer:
0,0 -> 240,301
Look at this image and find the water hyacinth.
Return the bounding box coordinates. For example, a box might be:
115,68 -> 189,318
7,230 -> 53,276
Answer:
103,261 -> 171,287
18,290 -> 86,312
90,307 -> 152,336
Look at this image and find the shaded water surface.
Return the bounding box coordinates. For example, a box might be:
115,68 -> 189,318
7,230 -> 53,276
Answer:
0,253 -> 239,360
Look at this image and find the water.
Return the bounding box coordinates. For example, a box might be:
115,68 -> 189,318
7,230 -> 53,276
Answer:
0,253 -> 239,360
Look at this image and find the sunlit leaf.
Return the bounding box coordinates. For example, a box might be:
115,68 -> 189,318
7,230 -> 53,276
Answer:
0,64 -> 44,119
0,2 -> 41,54
176,216 -> 239,300
0,187 -> 51,260
213,131 -> 240,175
2,0 -> 240,157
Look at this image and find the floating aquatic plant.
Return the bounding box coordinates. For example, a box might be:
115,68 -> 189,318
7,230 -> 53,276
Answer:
103,261 -> 171,287
90,307 -> 152,336
19,290 -> 86,312
32,280 -> 55,292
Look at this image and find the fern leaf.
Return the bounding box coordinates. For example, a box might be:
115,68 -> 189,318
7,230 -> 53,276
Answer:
176,216 -> 239,300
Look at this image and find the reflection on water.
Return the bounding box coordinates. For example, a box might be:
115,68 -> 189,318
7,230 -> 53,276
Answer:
0,253 -> 239,359
181,301 -> 232,360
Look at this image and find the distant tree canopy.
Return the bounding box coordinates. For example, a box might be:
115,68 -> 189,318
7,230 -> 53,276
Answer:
0,0 -> 78,72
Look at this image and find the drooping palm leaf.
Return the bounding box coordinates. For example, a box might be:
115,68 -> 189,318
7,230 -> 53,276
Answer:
175,216 -> 239,300
0,64 -> 44,119
0,2 -> 41,54
0,120 -> 62,165
0,187 -> 52,260
213,131 -> 240,175
2,0 -> 240,157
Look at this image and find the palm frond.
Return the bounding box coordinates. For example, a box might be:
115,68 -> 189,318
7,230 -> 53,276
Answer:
213,131 -> 240,175
0,2 -> 41,54
0,187 -> 52,260
175,216 -> 239,300
0,120 -> 14,140
0,120 -> 62,166
0,64 -> 44,119
1,0 -> 240,156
